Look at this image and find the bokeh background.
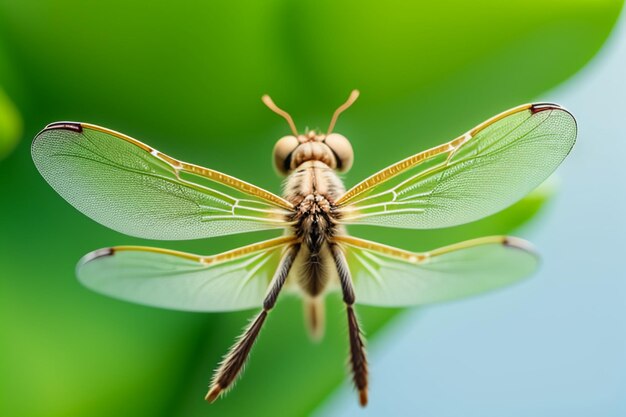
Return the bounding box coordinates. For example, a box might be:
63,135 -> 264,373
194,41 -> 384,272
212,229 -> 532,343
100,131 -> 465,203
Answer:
1,1 -> 624,416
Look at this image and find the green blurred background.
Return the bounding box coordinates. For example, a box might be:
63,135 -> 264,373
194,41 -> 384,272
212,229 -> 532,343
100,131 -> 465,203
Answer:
0,1 -> 623,416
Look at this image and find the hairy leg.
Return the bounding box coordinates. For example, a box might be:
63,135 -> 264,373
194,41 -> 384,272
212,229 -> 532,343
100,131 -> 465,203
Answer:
331,243 -> 369,406
206,244 -> 300,402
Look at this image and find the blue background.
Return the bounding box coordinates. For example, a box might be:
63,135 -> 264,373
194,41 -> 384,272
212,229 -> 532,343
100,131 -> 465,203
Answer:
321,14 -> 626,417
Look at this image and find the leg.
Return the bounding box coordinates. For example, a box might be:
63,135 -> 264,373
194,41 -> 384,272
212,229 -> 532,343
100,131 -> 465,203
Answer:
206,244 -> 300,402
331,243 -> 369,407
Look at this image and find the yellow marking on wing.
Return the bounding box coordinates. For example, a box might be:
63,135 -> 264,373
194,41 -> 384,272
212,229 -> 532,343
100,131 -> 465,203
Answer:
335,235 -> 534,262
80,123 -> 294,210
112,245 -> 205,262
467,103 -> 532,136
336,103 -> 534,206
335,235 -> 428,263
112,235 -> 297,265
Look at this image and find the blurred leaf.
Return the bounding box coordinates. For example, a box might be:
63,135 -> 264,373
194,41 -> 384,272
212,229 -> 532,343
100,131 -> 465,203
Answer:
0,1 -> 621,416
0,88 -> 21,159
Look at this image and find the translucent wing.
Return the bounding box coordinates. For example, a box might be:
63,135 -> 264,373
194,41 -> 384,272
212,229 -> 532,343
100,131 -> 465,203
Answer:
336,235 -> 538,307
32,122 -> 293,240
77,236 -> 295,312
337,104 -> 576,229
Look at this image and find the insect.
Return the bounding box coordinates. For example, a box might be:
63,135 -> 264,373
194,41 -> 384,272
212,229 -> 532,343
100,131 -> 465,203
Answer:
32,91 -> 576,406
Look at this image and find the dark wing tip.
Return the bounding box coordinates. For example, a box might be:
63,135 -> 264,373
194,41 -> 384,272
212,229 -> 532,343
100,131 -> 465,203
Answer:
501,236 -> 539,258
530,101 -> 577,137
530,102 -> 578,149
43,121 -> 83,132
78,247 -> 115,267
32,122 -> 84,157
530,103 -> 563,114
35,122 -> 83,139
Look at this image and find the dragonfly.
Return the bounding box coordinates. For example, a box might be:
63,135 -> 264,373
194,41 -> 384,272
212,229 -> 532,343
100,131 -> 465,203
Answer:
32,91 -> 576,406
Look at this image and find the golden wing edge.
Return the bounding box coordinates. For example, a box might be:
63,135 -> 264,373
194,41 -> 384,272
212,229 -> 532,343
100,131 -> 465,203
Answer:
76,236 -> 296,312
35,121 -> 294,210
334,234 -> 539,264
77,235 -> 297,269
337,235 -> 540,308
336,102 -> 576,207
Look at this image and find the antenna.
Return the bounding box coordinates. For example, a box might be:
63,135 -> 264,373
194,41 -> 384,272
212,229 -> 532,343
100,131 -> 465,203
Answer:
327,89 -> 360,135
262,95 -> 299,136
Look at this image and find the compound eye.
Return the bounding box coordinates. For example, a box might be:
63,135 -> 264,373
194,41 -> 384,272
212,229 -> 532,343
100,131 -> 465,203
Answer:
324,133 -> 354,172
273,135 -> 299,175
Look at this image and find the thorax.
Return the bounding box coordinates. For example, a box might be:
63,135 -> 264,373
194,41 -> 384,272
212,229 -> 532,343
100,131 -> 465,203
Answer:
284,160 -> 345,209
283,160 -> 345,241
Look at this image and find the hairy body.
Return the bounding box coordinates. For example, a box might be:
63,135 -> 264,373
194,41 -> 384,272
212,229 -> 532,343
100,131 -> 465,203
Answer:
285,159 -> 344,297
208,94 -> 368,406
208,132 -> 369,405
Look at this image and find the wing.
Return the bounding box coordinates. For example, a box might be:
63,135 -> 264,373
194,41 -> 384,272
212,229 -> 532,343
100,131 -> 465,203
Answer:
32,122 -> 293,240
335,235 -> 538,307
336,103 -> 576,229
77,236 -> 295,312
